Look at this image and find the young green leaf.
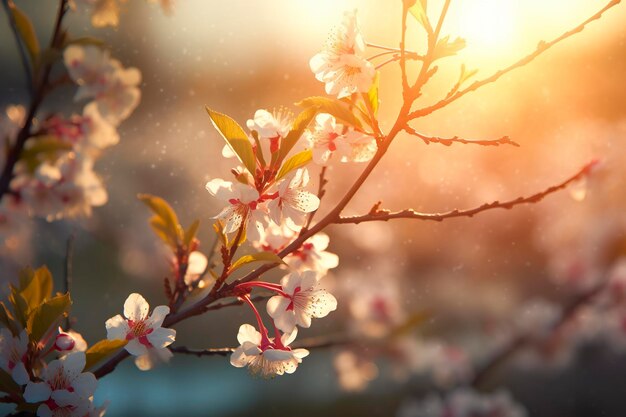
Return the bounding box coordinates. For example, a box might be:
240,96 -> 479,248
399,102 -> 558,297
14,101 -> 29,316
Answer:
367,71 -> 380,116
276,150 -> 312,181
9,3 -> 40,64
278,107 -> 318,162
20,136 -> 73,173
19,266 -> 53,313
407,0 -> 431,32
433,36 -> 466,61
27,293 -> 71,343
206,107 -> 257,175
296,96 -> 363,130
0,302 -> 19,335
85,339 -> 128,370
229,251 -> 285,273
183,219 -> 200,248
138,194 -> 182,248
9,287 -> 29,328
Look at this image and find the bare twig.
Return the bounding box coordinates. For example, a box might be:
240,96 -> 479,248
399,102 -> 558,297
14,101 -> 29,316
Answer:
336,160 -> 596,225
63,233 -> 75,330
408,0 -> 622,120
170,346 -> 234,357
404,126 -> 520,147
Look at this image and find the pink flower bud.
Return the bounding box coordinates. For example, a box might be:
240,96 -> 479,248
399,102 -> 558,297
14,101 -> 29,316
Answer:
55,331 -> 76,351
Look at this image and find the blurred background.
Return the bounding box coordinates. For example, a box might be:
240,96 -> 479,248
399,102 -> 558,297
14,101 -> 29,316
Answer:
1,0 -> 626,416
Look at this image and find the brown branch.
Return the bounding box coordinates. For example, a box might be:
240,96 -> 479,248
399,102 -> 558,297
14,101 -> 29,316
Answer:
63,233 -> 75,330
336,160 -> 596,225
404,126 -> 520,147
170,346 -> 235,357
0,0 -> 69,203
408,0 -> 622,120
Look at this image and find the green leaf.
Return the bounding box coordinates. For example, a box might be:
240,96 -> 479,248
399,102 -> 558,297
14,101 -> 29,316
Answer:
183,219 -> 200,247
230,251 -> 285,273
296,96 -> 363,130
276,150 -> 312,181
367,71 -> 380,116
20,136 -> 73,173
19,266 -> 53,313
0,302 -> 19,335
458,64 -> 479,86
138,194 -> 182,248
391,310 -> 431,337
9,3 -> 40,64
433,36 -> 466,60
205,107 -> 257,175
0,368 -> 20,395
9,286 -> 29,328
407,0 -> 431,31
277,107 -> 318,162
85,339 -> 128,371
27,293 -> 71,343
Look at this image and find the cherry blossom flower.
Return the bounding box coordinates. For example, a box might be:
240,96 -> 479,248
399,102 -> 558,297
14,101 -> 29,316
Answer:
0,329 -> 29,385
105,293 -> 176,369
183,251 -> 208,286
16,154 -> 107,220
246,109 -> 292,155
309,10 -> 375,98
23,352 -> 97,417
285,232 -> 339,274
54,327 -> 88,354
333,350 -> 378,392
205,179 -> 266,243
230,323 -> 309,377
397,388 -> 528,417
266,270 -> 337,333
63,45 -> 141,125
306,113 -> 377,165
267,169 -> 320,230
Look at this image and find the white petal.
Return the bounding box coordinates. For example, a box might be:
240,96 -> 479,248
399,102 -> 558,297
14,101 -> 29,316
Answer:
147,305 -> 170,328
237,324 -> 262,345
300,270 -> 320,291
281,327 -> 298,347
146,327 -> 176,349
266,296 -> 291,318
124,293 -> 150,321
24,382 -> 51,403
71,372 -> 97,398
125,339 -> 148,356
105,315 -> 128,340
280,272 -> 302,295
61,351 -> 86,377
37,404 -> 53,417
11,362 -> 29,385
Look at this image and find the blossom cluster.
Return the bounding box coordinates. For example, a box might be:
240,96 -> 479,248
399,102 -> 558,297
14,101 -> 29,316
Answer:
0,45 -> 140,235
397,388 -> 528,417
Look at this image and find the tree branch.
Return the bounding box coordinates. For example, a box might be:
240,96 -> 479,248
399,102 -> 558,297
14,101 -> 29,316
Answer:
404,126 -> 520,147
336,160 -> 596,225
0,0 -> 69,203
408,0 -> 622,120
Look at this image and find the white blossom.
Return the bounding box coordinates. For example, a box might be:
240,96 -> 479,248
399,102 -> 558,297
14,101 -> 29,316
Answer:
0,329 -> 29,385
267,270 -> 337,333
105,293 -> 176,370
267,169 -> 320,230
307,113 -> 376,165
309,10 -> 375,98
23,352 -> 97,417
183,251 -> 208,286
205,178 -> 267,243
230,324 -> 309,377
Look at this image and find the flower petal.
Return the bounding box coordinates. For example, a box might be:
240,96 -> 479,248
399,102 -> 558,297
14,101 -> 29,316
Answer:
123,293 -> 150,321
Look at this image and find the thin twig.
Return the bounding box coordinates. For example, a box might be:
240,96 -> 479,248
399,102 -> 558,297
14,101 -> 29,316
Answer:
63,233 -> 75,330
404,126 -> 520,147
335,160 -> 596,225
408,0 -> 622,120
302,166 -> 328,233
170,346 -> 234,357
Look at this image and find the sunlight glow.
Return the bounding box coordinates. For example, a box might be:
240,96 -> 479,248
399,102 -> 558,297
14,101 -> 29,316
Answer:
451,0 -> 519,53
